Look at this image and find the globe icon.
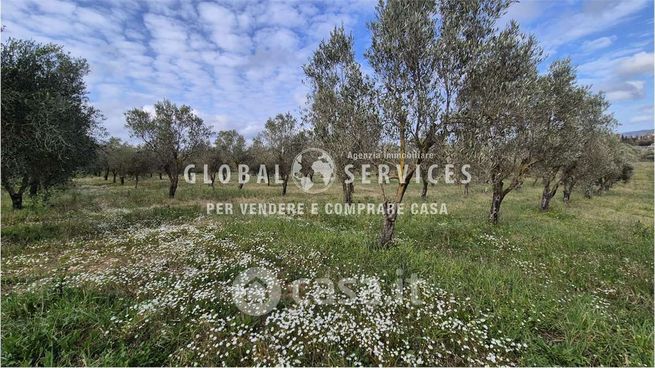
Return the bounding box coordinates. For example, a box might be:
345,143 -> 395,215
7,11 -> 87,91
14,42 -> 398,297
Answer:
291,148 -> 336,193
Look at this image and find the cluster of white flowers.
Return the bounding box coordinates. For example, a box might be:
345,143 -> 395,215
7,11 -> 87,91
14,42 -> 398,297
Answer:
3,217 -> 527,366
477,233 -> 521,252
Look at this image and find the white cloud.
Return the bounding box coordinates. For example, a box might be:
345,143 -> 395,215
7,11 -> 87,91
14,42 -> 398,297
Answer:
582,36 -> 615,52
37,0 -> 77,15
604,80 -> 645,101
534,0 -> 648,52
4,0 -> 649,138
197,2 -> 252,54
578,49 -> 652,102
616,51 -> 654,76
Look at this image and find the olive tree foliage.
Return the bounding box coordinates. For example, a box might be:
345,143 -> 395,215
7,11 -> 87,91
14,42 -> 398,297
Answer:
442,0 -> 511,197
1,38 -> 100,209
125,100 -> 212,198
558,92 -> 616,202
563,134 -> 632,201
127,149 -> 157,188
458,21 -> 542,224
249,137 -> 276,186
366,0 -> 443,246
531,59 -> 588,210
215,130 -> 249,189
303,26 -> 381,204
106,140 -> 134,185
260,113 -> 303,196
196,143 -> 223,190
99,137 -> 157,187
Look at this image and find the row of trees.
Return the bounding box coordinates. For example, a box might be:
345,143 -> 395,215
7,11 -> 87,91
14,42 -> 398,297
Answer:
92,112 -> 302,197
1,0 -> 635,246
300,0 -> 633,244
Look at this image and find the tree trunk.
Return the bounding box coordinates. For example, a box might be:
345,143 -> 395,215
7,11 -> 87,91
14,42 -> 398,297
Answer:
112,171 -> 117,183
29,179 -> 39,197
540,190 -> 552,211
380,202 -> 398,247
464,182 -> 469,197
342,181 -> 353,204
562,179 -> 575,204
420,177 -> 428,199
135,175 -> 139,188
3,175 -> 29,210
378,166 -> 415,247
159,172 -> 163,180
10,193 -> 23,209
281,176 -> 289,196
120,176 -> 125,185
489,182 -> 505,224
563,188 -> 571,203
540,179 -> 559,211
169,176 -> 178,198
104,168 -> 109,181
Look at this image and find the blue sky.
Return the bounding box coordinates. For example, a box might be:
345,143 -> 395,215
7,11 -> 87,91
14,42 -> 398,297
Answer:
2,0 -> 653,141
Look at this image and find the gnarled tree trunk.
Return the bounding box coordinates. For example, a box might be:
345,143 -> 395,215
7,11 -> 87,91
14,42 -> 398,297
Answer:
3,175 -> 29,210
10,193 -> 24,209
379,169 -> 414,247
281,175 -> 289,196
540,178 -> 559,211
168,176 -> 178,198
29,179 -> 39,197
380,201 -> 399,246
489,181 -> 507,224
562,179 -> 575,204
420,175 -> 429,199
342,181 -> 354,204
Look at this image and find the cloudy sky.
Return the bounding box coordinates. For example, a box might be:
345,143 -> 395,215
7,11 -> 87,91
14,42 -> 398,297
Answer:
2,0 -> 653,141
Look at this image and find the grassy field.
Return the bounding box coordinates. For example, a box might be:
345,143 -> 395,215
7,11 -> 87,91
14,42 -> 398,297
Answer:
1,162 -> 653,366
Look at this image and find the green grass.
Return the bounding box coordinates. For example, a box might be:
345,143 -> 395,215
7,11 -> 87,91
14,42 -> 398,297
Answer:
2,163 -> 653,366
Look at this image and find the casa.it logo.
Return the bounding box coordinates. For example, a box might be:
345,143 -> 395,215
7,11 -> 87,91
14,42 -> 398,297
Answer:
291,147 -> 335,194
232,267 -> 282,316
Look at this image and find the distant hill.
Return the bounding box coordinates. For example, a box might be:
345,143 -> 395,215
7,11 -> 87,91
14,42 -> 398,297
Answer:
620,129 -> 654,137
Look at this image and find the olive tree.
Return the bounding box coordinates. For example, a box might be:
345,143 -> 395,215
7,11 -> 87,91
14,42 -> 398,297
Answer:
443,0 -> 511,198
531,59 -> 587,210
260,113 -> 302,196
304,26 -> 381,204
127,149 -> 157,188
366,0 -> 442,245
559,92 -> 615,202
1,38 -> 100,208
249,137 -> 276,186
125,100 -> 211,198
458,21 -> 542,224
215,130 -> 249,189
197,143 -> 223,190
107,141 -> 135,185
